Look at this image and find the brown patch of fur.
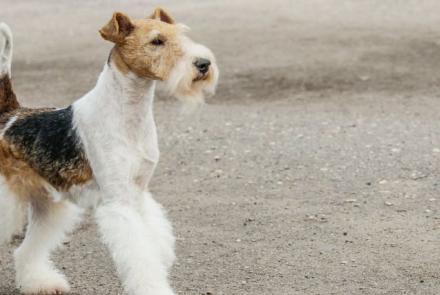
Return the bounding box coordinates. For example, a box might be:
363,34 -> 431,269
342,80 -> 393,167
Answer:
0,139 -> 49,201
150,8 -> 175,24
100,12 -> 134,44
0,107 -> 93,197
0,74 -> 19,114
101,11 -> 184,80
110,48 -> 130,75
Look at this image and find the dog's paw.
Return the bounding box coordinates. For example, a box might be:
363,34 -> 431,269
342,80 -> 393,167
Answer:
132,285 -> 175,295
18,271 -> 70,294
152,286 -> 175,295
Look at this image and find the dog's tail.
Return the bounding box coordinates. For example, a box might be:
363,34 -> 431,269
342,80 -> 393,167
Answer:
0,23 -> 19,113
0,23 -> 13,77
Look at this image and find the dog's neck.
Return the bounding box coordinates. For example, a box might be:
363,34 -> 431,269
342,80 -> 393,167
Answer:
105,51 -> 156,108
79,54 -> 158,126
74,53 -> 160,146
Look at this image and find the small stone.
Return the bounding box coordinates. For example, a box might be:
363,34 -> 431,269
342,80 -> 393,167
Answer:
344,198 -> 357,203
306,215 -> 317,220
385,201 -> 393,206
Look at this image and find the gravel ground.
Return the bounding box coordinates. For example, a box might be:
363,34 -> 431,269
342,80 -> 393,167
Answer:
1,1 -> 440,294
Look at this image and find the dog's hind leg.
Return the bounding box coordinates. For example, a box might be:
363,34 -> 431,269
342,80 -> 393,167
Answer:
14,195 -> 82,294
0,176 -> 26,245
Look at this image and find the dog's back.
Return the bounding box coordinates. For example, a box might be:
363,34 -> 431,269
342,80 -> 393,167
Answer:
0,23 -> 19,116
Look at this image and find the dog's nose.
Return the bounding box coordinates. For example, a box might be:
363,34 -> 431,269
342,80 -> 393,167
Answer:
194,58 -> 211,74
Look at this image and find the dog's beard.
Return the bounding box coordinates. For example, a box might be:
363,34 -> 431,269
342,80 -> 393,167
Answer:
164,58 -> 219,108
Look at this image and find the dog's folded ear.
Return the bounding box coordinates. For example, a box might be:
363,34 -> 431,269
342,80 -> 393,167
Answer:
149,8 -> 175,24
100,12 -> 134,44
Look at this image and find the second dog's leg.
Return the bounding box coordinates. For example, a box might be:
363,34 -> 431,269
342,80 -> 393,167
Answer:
95,200 -> 175,295
14,198 -> 82,294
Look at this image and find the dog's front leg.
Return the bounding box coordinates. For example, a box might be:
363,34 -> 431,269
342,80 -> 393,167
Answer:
95,189 -> 175,295
137,191 -> 176,271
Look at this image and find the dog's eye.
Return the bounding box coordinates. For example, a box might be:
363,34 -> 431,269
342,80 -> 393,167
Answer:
151,38 -> 165,46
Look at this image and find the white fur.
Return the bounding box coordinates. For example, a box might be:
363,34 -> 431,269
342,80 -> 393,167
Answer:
0,115 -> 17,139
72,62 -> 174,295
2,24 -> 218,295
0,175 -> 26,245
14,201 -> 82,294
165,35 -> 219,105
0,22 -> 13,77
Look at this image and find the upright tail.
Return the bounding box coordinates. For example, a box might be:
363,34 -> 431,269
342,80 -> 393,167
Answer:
0,22 -> 19,113
0,23 -> 13,77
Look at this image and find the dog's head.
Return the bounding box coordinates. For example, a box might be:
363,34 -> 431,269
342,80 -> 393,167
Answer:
100,8 -> 219,104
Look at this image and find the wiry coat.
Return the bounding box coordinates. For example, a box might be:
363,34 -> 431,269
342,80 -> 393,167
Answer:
0,8 -> 218,295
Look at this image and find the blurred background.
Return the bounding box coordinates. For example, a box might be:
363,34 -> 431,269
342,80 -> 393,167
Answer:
1,0 -> 440,294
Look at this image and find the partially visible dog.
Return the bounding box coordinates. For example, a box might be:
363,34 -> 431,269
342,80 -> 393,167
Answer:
0,8 -> 218,295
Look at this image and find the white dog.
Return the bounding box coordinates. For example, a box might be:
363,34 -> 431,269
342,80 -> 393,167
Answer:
0,8 -> 218,295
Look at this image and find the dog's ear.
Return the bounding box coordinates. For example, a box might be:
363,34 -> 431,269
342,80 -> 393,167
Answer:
100,12 -> 134,43
150,8 -> 175,24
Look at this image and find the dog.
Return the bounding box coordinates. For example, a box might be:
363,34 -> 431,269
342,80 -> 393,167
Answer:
0,7 -> 218,295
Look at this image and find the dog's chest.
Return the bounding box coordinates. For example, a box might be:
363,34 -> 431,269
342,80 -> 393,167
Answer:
91,110 -> 160,188
125,124 -> 159,188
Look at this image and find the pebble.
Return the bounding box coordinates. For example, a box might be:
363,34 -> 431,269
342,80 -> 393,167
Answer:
344,198 -> 358,203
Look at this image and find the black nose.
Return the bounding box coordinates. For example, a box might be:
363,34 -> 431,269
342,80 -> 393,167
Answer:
194,58 -> 211,74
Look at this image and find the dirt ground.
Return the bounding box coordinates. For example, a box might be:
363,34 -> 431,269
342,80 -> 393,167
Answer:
1,0 -> 440,294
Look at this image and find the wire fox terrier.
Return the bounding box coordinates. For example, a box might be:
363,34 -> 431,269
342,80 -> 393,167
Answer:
0,8 -> 218,295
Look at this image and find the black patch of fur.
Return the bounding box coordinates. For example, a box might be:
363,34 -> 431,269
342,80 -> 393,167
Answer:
4,106 -> 90,188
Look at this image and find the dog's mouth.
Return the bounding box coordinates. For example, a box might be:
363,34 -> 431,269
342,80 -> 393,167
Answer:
193,73 -> 209,82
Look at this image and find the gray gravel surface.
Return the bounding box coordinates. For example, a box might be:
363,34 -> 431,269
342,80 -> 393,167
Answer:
1,1 -> 440,294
